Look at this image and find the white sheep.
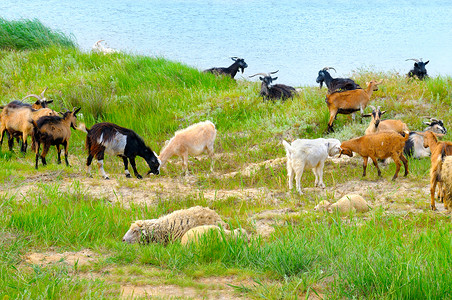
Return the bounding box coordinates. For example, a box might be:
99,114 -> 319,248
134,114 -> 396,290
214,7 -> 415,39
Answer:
314,194 -> 370,214
282,138 -> 341,194
158,121 -> 216,176
122,206 -> 228,244
180,225 -> 248,246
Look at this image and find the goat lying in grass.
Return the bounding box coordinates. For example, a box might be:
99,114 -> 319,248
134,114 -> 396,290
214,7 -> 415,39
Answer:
158,121 -> 216,176
316,67 -> 361,93
79,122 -> 160,179
204,57 -> 248,79
363,106 -> 409,135
31,108 -> 80,169
339,131 -> 409,181
282,138 -> 341,194
325,80 -> 382,132
404,118 -> 447,159
249,71 -> 297,101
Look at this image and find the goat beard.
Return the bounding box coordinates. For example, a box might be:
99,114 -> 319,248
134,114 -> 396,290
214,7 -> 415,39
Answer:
240,67 -> 244,73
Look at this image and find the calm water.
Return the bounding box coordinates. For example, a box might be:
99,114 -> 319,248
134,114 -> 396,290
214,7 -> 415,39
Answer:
1,0 -> 451,86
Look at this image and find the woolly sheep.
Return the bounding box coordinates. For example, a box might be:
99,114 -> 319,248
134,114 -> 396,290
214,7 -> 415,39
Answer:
180,225 -> 248,246
314,194 -> 370,214
122,206 -> 228,244
282,138 -> 341,194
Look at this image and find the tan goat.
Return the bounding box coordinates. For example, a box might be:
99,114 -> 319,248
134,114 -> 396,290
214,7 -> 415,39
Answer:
0,106 -> 56,152
423,131 -> 452,210
434,154 -> 452,210
339,131 -> 409,180
326,80 -> 383,132
158,121 -> 216,176
31,108 -> 81,169
364,106 -> 409,135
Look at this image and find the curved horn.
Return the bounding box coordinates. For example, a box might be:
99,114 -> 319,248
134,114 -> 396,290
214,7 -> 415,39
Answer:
322,67 -> 336,72
369,105 -> 376,111
269,70 -> 279,75
21,94 -> 42,101
39,87 -> 48,98
249,72 -> 269,78
406,58 -> 420,63
231,56 -> 239,61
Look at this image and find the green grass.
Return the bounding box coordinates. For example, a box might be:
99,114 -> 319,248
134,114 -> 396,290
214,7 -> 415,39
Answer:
1,19 -> 452,299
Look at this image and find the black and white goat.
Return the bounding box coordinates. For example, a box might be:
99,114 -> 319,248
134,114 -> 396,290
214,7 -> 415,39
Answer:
316,67 -> 361,93
249,70 -> 297,101
406,58 -> 429,80
404,118 -> 447,159
204,57 -> 248,79
79,122 -> 160,179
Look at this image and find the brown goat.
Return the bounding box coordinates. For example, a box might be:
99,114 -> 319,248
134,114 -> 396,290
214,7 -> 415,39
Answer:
423,131 -> 452,210
31,108 -> 81,169
435,154 -> 452,210
339,131 -> 409,180
364,106 -> 409,135
0,106 -> 56,152
326,80 -> 383,132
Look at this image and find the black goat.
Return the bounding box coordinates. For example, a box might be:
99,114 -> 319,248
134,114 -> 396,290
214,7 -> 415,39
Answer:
79,122 -> 160,179
249,71 -> 297,101
316,67 -> 361,93
204,57 -> 248,79
406,58 -> 429,80
404,118 -> 447,159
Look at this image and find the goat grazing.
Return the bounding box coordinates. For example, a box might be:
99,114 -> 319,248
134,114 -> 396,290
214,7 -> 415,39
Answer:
78,122 -> 160,179
404,118 -> 447,159
158,121 -> 216,176
423,131 -> 452,210
316,67 -> 361,93
249,71 -> 297,101
363,106 -> 409,135
31,108 -> 81,169
92,40 -> 118,54
339,131 -> 409,180
204,57 -> 248,79
282,138 -> 341,194
325,79 -> 383,132
406,58 -> 429,80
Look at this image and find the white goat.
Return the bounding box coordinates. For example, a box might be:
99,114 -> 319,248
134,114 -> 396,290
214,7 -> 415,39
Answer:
282,138 -> 341,194
92,40 -> 118,54
158,121 -> 216,176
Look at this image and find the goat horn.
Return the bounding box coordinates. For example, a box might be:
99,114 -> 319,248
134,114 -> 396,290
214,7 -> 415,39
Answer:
231,56 -> 239,60
21,94 -> 42,101
249,73 -> 268,78
269,70 -> 279,75
369,105 -> 376,111
406,58 -> 420,63
39,87 -> 48,98
322,67 -> 336,72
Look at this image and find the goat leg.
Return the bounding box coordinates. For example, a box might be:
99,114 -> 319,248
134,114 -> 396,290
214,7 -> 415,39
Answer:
370,157 -> 382,177
122,156 -> 132,178
129,156 -> 142,179
362,157 -> 369,177
63,142 -> 70,167
400,154 -> 409,177
56,144 -> 62,164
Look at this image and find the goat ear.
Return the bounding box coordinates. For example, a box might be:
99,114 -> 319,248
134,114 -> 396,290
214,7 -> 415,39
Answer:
380,110 -> 386,115
273,77 -> 278,80
425,60 -> 429,65
259,77 -> 263,80
423,121 -> 432,125
362,114 -> 372,118
414,62 -> 419,67
74,107 -> 81,115
46,100 -> 53,104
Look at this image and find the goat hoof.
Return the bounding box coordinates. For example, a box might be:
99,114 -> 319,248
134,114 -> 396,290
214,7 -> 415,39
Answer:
125,174 -> 131,178
136,175 -> 143,179
104,176 -> 110,180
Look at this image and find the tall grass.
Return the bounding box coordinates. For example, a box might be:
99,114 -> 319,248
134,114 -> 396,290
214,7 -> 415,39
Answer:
0,18 -> 76,50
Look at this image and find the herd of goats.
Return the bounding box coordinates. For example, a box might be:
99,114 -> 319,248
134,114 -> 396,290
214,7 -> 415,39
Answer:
0,52 -> 450,211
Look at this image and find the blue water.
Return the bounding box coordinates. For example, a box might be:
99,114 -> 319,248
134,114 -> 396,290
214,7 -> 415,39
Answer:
1,0 -> 451,86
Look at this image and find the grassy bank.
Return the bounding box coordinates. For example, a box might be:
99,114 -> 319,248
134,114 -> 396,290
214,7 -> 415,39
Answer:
1,20 -> 452,299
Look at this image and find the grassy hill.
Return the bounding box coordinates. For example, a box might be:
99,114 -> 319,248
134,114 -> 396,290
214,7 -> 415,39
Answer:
1,19 -> 452,299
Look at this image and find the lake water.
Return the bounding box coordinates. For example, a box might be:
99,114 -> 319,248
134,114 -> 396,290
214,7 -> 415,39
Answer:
1,0 -> 451,86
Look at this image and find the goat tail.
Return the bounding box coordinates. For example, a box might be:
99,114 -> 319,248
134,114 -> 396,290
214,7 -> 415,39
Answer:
76,123 -> 89,133
282,140 -> 293,159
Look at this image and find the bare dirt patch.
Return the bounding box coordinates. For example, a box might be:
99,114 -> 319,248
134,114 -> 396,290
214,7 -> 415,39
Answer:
24,249 -> 97,266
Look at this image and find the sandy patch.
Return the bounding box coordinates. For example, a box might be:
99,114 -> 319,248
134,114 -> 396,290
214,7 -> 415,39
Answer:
24,249 -> 97,266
